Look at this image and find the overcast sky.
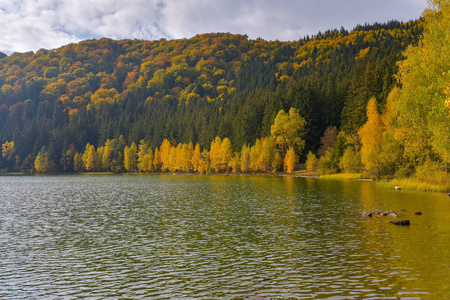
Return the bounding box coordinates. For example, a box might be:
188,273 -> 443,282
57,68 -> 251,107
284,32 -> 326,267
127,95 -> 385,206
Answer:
0,0 -> 427,54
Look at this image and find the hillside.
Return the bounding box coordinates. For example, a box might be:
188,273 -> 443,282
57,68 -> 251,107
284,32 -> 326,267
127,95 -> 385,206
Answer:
0,20 -> 423,173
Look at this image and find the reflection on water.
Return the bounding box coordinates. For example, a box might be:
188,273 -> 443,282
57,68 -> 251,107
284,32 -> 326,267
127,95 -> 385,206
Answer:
0,175 -> 449,299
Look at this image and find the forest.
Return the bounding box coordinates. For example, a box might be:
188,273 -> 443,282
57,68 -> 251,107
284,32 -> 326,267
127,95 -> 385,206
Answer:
0,1 -> 449,186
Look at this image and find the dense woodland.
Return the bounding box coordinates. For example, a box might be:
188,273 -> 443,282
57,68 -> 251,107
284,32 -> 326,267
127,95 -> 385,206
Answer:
0,1 -> 449,182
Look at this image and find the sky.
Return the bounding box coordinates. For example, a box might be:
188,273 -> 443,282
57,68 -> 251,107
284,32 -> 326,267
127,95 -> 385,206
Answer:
0,0 -> 427,54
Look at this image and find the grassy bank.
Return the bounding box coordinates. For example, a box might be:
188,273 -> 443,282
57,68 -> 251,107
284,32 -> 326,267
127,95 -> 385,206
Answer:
318,173 -> 365,180
378,178 -> 450,193
318,172 -> 450,193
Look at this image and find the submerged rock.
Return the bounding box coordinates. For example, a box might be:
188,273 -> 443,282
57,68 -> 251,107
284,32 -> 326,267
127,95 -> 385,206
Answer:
390,220 -> 410,226
377,211 -> 398,217
362,211 -> 374,217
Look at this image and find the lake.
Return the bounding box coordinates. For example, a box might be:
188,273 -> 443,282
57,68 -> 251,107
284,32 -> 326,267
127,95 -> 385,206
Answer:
0,175 -> 449,299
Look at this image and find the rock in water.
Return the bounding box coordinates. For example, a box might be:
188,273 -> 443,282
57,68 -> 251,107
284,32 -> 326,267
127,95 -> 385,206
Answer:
385,211 -> 398,217
362,211 -> 373,217
390,220 -> 410,226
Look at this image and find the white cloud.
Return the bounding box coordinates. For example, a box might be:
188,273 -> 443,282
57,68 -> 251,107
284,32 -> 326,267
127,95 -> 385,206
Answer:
0,0 -> 427,54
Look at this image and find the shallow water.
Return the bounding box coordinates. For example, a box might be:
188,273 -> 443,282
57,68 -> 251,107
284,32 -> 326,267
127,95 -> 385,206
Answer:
0,175 -> 449,299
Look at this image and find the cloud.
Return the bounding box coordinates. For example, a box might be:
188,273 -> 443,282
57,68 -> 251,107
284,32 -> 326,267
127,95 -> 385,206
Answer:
0,0 -> 427,54
160,0 -> 427,41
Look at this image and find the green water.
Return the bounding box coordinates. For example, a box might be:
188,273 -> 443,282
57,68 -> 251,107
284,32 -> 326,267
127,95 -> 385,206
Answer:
0,175 -> 449,299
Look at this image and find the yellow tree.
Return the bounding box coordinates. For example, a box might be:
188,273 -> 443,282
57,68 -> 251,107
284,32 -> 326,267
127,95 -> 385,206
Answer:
229,152 -> 240,173
220,138 -> 233,173
35,147 -> 51,173
168,146 -> 178,172
144,148 -> 154,172
358,97 -> 384,175
284,146 -> 297,173
209,136 -> 222,173
102,139 -> 114,171
137,140 -> 150,172
305,151 -> 318,172
271,108 -> 306,158
249,138 -> 262,172
394,0 -> 450,164
160,139 -> 171,172
85,144 -> 97,172
124,142 -> 138,172
183,143 -> 194,172
153,147 -> 161,172
240,145 -> 250,173
192,143 -> 201,172
2,141 -> 15,161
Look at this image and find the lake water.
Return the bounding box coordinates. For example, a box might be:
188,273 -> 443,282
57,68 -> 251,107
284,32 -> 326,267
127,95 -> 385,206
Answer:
0,175 -> 449,299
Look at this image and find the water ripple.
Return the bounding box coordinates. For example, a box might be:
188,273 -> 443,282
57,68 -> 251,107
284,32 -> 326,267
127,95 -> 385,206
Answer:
0,175 -> 447,298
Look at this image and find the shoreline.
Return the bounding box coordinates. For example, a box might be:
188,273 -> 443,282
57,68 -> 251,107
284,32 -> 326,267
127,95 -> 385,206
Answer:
2,171 -> 448,194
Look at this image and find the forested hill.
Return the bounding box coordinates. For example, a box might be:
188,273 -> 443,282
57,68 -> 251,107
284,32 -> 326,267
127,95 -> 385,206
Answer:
0,20 -> 422,172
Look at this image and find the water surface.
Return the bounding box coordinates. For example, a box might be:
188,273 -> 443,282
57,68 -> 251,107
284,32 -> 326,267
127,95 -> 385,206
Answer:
0,175 -> 449,299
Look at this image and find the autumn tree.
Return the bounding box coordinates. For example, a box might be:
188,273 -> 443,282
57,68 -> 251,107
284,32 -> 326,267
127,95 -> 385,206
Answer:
192,143 -> 201,172
393,0 -> 450,165
159,139 -> 171,172
317,127 -> 338,157
137,140 -> 150,172
2,141 -> 15,161
271,108 -> 306,158
305,151 -> 318,172
358,97 -> 384,175
35,147 -> 53,173
284,146 -> 297,173
74,152 -> 84,172
85,144 -> 98,172
124,142 -> 138,172
153,147 -> 161,172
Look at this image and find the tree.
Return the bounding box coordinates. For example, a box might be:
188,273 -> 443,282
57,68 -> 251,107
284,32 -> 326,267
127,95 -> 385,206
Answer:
137,140 -> 149,172
35,147 -> 51,173
209,136 -> 222,173
2,141 -> 16,161
153,147 -> 161,172
393,0 -> 450,164
317,127 -> 338,157
60,143 -> 77,172
220,138 -> 233,173
240,145 -> 250,173
358,97 -> 384,175
339,147 -> 363,173
192,143 -> 201,172
305,151 -> 318,171
74,152 -> 84,172
159,139 -> 171,172
124,142 -> 138,172
271,108 -> 306,157
284,146 -> 297,173
85,144 -> 98,172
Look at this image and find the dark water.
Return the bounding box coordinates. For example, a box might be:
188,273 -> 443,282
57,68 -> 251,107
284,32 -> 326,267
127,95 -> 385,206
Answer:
0,175 -> 449,299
